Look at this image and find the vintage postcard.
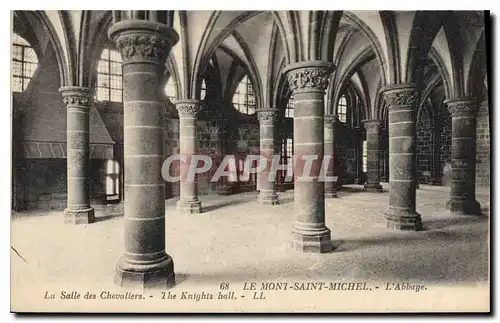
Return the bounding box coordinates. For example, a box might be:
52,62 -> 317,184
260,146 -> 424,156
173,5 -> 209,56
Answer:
10,10 -> 490,313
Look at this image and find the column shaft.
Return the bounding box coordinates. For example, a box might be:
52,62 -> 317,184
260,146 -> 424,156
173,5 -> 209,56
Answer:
324,115 -> 338,198
383,85 -> 422,231
363,119 -> 383,192
284,61 -> 334,253
109,19 -> 178,289
257,109 -> 279,205
175,100 -> 203,214
60,86 -> 95,224
445,98 -> 481,215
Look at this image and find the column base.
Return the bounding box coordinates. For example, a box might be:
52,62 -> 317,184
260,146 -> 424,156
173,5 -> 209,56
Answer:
385,209 -> 422,231
257,191 -> 279,205
325,191 -> 338,198
115,255 -> 175,290
63,207 -> 95,224
364,183 -> 383,192
291,225 -> 332,253
446,199 -> 482,216
177,199 -> 202,214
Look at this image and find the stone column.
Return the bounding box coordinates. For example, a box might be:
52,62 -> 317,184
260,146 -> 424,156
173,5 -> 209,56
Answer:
284,61 -> 334,253
257,108 -> 279,205
363,119 -> 383,192
175,99 -> 203,214
324,114 -> 338,198
444,98 -> 481,215
109,19 -> 178,289
383,84 -> 422,231
60,86 -> 95,224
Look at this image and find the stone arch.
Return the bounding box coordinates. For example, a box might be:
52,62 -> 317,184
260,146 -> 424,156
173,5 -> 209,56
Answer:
14,10 -> 69,87
342,11 -> 388,87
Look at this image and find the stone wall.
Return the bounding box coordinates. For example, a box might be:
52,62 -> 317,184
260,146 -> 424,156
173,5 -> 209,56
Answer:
439,108 -> 452,186
13,159 -> 66,211
476,100 -> 490,188
232,123 -> 260,190
335,124 -> 358,184
164,117 -> 229,197
197,120 -> 221,194
416,111 -> 433,183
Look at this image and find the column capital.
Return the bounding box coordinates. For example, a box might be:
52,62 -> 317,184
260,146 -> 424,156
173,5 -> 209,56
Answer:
381,84 -> 419,108
324,114 -> 340,125
108,20 -> 179,65
362,119 -> 382,130
444,98 -> 478,117
283,60 -> 335,93
174,99 -> 202,118
257,108 -> 279,123
59,86 -> 93,108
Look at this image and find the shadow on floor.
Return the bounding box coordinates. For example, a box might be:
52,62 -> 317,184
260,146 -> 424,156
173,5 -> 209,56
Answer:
422,213 -> 489,230
337,186 -> 383,197
94,213 -> 124,223
331,222 -> 487,253
340,186 -> 366,193
201,198 -> 254,213
11,210 -> 62,220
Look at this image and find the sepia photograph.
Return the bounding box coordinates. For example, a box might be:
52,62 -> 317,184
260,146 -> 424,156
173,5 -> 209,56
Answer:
9,8 -> 491,313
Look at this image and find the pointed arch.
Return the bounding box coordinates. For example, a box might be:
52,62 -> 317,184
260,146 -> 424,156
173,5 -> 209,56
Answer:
58,10 -> 77,86
405,12 -> 443,85
342,11 -> 387,87
466,31 -> 487,99
380,11 -> 400,84
16,10 -> 70,87
428,47 -> 451,100
191,11 -> 261,100
329,47 -> 376,117
270,11 -> 292,64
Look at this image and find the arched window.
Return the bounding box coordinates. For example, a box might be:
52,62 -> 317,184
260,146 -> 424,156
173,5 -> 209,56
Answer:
285,94 -> 294,118
164,76 -> 177,101
105,160 -> 120,200
337,95 -> 348,123
232,75 -> 255,115
200,79 -> 207,101
97,49 -> 122,102
12,33 -> 38,92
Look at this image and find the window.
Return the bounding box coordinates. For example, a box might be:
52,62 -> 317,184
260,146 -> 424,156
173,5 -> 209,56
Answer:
337,95 -> 348,123
12,33 -> 38,92
97,49 -> 122,102
286,95 -> 294,118
281,138 -> 293,166
200,79 -> 207,100
165,76 -> 177,101
106,160 -> 120,200
280,137 -> 293,182
362,140 -> 367,173
232,75 -> 256,115
286,138 -> 293,163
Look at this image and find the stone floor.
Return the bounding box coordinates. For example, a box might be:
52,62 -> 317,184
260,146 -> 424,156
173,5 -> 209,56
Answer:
10,183 -> 490,312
